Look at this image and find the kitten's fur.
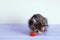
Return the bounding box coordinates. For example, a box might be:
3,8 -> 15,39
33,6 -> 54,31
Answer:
28,14 -> 48,34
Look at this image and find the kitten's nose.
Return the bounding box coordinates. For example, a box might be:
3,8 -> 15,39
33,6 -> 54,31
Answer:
36,30 -> 39,33
33,29 -> 39,33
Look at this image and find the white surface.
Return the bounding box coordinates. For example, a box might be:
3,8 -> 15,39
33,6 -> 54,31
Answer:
0,0 -> 60,24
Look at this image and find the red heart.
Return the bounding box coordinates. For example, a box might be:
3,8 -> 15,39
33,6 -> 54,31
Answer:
30,32 -> 37,36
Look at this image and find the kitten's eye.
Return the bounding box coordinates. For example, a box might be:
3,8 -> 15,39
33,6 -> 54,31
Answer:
43,25 -> 48,26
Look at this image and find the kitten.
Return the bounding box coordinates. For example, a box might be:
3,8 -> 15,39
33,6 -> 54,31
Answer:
28,14 -> 48,34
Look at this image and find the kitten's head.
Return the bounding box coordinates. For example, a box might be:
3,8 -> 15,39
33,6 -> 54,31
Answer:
33,21 -> 47,34
31,18 -> 47,34
29,14 -> 48,34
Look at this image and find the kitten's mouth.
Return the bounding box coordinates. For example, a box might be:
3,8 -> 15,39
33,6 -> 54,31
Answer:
38,31 -> 44,34
34,29 -> 44,34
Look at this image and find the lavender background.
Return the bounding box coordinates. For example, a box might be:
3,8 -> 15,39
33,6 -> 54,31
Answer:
0,24 -> 60,40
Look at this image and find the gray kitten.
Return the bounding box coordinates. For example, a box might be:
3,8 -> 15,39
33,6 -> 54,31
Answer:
28,14 -> 48,34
